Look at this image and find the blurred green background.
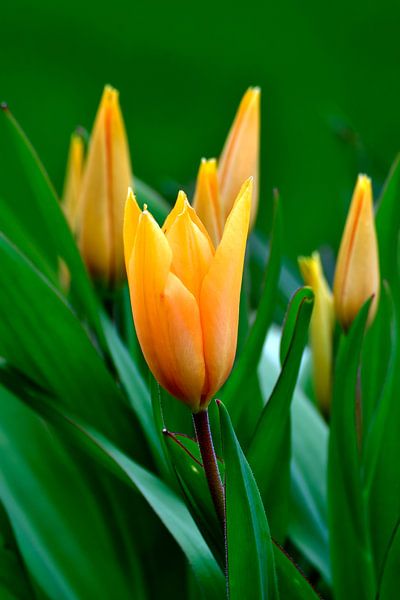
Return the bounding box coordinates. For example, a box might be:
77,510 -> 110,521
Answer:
2,0 -> 399,265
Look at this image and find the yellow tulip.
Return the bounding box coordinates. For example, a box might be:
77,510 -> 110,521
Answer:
124,178 -> 252,412
77,85 -> 132,286
62,132 -> 84,233
298,253 -> 334,414
333,174 -> 380,331
218,87 -> 260,227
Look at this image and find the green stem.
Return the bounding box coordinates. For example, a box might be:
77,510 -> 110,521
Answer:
192,409 -> 225,529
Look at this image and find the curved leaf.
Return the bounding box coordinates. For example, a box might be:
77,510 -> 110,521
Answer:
0,105 -> 102,337
11,391 -> 225,600
247,287 -> 314,539
328,300 -> 376,600
218,400 -> 278,600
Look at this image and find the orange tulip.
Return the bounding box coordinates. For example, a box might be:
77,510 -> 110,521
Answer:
333,174 -> 380,330
62,132 -> 84,233
299,252 -> 334,414
124,179 -> 252,412
218,87 -> 260,227
74,85 -> 132,286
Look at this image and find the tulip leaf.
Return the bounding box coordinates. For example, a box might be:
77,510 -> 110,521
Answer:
218,400 -> 278,600
280,287 -> 314,366
0,502 -> 37,600
100,312 -> 164,465
328,299 -> 376,600
8,389 -> 226,600
247,287 -> 314,540
221,194 -> 282,428
0,385 -> 143,600
377,518 -> 400,600
0,234 -> 135,452
376,154 -> 400,299
163,431 -> 224,566
361,283 -> 394,429
289,392 -> 330,583
273,544 -> 320,600
363,287 -> 400,577
0,105 -> 102,337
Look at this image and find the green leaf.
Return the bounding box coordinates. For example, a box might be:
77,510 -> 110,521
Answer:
280,287 -> 314,366
377,518 -> 400,600
0,502 -> 36,600
164,431 -> 224,566
101,312 -> 164,464
0,234 -> 133,451
0,386 -> 142,600
218,400 -> 278,600
289,391 -> 330,583
221,195 -> 282,430
363,286 -> 400,577
0,105 -> 102,337
247,287 -> 314,540
258,327 -> 330,582
328,300 -> 376,600
12,391 -> 225,600
376,154 -> 400,298
273,544 -> 320,600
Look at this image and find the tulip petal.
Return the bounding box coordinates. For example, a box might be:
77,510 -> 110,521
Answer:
299,252 -> 334,413
79,85 -> 132,284
200,178 -> 252,403
123,188 -> 141,275
162,190 -> 186,233
62,132 -> 84,232
166,202 -> 214,301
130,210 -> 205,409
193,158 -> 223,246
218,88 -> 260,226
334,175 -> 380,329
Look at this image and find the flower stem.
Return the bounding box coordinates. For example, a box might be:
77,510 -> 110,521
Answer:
192,409 -> 225,529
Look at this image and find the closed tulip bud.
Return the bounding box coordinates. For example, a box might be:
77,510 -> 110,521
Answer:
299,252 -> 334,414
124,178 -> 252,412
78,85 -> 132,286
62,132 -> 84,232
333,175 -> 380,331
218,87 -> 260,227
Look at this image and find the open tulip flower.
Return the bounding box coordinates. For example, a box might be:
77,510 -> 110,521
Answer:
124,178 -> 252,412
63,85 -> 133,287
193,87 -> 260,244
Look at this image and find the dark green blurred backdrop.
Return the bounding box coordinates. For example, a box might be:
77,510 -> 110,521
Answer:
2,0 -> 399,263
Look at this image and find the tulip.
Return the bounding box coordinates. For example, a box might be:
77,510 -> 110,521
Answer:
124,178 -> 252,412
333,174 -> 380,330
62,132 -> 84,233
77,85 -> 132,286
218,87 -> 260,227
298,252 -> 334,414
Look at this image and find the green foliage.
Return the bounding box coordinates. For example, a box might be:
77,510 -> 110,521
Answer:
0,72 -> 399,600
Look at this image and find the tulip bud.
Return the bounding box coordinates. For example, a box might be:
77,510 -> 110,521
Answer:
62,132 -> 84,232
333,175 -> 380,331
124,179 -> 252,412
218,87 -> 260,227
78,85 -> 132,286
298,252 -> 334,414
